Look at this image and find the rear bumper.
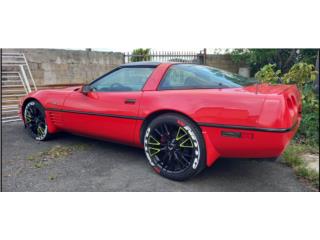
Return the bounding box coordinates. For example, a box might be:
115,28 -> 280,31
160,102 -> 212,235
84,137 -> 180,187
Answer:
201,119 -> 300,166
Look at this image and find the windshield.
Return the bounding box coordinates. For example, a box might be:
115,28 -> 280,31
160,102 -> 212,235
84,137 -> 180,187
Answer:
159,64 -> 257,90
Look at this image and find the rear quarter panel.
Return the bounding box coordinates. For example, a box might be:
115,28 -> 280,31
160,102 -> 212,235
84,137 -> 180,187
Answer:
139,88 -> 267,127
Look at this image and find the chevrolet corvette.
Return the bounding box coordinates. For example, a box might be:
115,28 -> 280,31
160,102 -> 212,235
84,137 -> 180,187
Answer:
19,62 -> 302,180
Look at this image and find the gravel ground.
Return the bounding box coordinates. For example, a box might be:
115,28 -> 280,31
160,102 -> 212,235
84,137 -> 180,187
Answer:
1,121 -> 313,191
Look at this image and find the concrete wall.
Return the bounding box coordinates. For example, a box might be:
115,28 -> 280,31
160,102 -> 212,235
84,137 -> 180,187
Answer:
205,54 -> 245,74
3,48 -> 124,86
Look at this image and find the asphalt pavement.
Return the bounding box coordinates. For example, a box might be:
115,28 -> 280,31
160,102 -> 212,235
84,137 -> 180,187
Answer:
1,122 -> 312,191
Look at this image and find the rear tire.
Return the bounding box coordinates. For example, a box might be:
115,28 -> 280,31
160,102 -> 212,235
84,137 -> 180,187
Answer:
24,100 -> 51,141
143,113 -> 206,181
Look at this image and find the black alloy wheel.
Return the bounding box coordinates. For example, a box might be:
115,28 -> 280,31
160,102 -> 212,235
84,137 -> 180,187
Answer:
144,113 -> 206,181
24,101 -> 50,141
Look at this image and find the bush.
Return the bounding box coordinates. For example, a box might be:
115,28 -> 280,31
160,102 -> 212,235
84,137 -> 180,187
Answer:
282,62 -> 317,89
255,64 -> 281,84
296,100 -> 319,146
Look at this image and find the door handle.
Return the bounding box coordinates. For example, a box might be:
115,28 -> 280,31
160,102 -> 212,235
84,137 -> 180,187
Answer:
124,99 -> 136,104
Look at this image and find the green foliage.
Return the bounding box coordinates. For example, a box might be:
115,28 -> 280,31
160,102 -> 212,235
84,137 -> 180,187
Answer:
230,49 -> 318,74
282,62 -> 317,88
296,99 -> 319,146
131,48 -> 151,62
255,64 -> 281,84
282,63 -> 318,117
255,62 -> 317,88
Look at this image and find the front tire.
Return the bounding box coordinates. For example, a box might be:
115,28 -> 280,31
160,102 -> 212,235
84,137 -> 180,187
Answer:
143,113 -> 206,181
24,100 -> 51,141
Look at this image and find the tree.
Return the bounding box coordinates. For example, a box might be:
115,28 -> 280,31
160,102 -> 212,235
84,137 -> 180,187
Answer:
130,48 -> 151,62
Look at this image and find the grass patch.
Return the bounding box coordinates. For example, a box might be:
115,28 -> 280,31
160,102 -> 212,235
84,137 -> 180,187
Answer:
282,142 -> 319,190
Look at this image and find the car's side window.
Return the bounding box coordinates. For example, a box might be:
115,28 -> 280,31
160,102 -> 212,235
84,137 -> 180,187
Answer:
160,67 -> 195,89
90,67 -> 154,92
159,64 -> 242,90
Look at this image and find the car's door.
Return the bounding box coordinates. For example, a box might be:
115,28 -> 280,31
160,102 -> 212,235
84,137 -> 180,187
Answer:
61,66 -> 155,145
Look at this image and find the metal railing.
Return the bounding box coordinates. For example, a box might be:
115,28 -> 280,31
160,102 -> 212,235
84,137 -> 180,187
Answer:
1,52 -> 37,123
124,49 -> 206,65
1,53 -> 37,92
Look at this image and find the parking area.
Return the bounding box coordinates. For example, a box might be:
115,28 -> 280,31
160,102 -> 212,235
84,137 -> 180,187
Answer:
2,122 -> 312,191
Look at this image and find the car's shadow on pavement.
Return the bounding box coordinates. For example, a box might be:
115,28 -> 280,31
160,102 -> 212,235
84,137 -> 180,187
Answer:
2,123 -> 311,192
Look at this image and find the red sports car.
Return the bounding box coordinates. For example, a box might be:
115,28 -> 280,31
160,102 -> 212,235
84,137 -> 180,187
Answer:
19,62 -> 301,180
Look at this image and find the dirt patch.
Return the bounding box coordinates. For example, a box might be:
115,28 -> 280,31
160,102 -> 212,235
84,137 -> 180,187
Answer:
301,153 -> 319,172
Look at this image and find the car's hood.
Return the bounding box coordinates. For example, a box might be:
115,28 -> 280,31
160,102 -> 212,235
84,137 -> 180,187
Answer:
51,85 -> 82,92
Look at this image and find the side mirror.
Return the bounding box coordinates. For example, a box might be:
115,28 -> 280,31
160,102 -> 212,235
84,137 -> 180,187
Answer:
81,85 -> 91,95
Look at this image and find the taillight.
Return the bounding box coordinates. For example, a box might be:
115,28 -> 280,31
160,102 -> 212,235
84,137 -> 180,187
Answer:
287,95 -> 299,118
287,98 -> 295,117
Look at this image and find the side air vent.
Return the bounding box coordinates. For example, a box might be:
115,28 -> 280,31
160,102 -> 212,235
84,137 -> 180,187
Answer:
48,111 -> 62,125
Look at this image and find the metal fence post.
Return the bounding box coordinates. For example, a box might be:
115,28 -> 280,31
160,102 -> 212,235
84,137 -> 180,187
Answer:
203,48 -> 207,65
122,53 -> 126,64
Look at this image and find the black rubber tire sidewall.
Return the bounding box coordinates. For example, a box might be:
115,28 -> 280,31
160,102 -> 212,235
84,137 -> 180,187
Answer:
144,113 -> 206,181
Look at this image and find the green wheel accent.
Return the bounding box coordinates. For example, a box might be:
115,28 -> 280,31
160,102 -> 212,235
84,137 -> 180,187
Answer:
148,135 -> 161,156
179,138 -> 194,148
25,116 -> 31,123
175,127 -> 188,141
37,126 -> 44,136
25,111 -> 32,123
149,147 -> 161,156
148,135 -> 160,145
